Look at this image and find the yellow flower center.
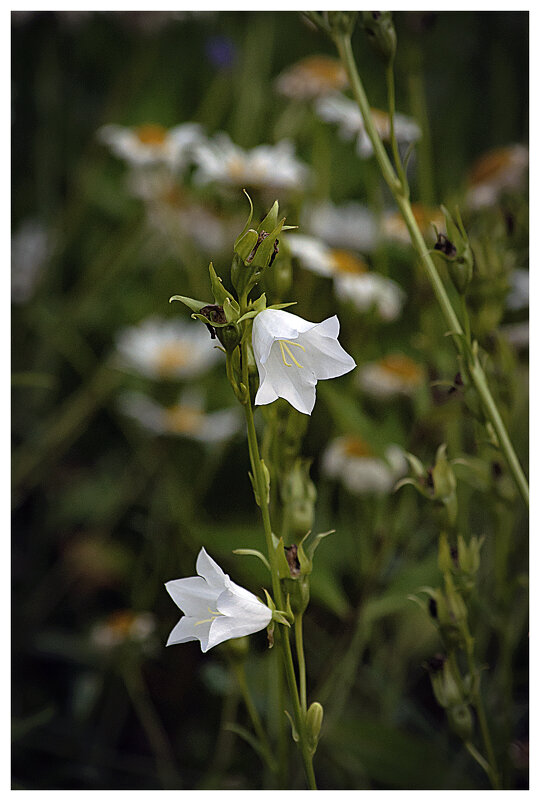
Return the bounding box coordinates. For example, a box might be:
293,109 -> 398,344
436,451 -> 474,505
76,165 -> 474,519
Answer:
135,124 -> 168,145
278,339 -> 306,368
155,343 -> 191,376
163,405 -> 204,435
370,108 -> 391,138
377,354 -> 423,383
343,436 -> 374,459
386,203 -> 444,238
295,55 -> 347,88
330,249 -> 368,275
468,146 -> 517,185
227,156 -> 247,182
104,610 -> 139,638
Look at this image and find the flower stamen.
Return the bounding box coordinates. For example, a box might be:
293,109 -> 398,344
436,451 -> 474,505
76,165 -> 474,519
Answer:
195,607 -> 223,626
278,339 -> 306,368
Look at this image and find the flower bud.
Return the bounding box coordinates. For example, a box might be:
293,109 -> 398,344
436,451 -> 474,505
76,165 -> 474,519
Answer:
281,459 -> 317,539
435,206 -> 474,295
328,11 -> 358,37
429,656 -> 463,709
306,701 -> 324,755
447,703 -> 474,741
362,11 -> 397,63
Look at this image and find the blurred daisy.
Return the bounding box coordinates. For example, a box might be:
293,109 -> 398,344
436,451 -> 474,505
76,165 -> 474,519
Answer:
506,268 -> 529,311
91,610 -> 156,651
358,354 -> 425,399
466,144 -> 528,210
115,317 -> 221,380
303,200 -> 378,253
381,203 -> 445,245
275,55 -> 348,100
192,133 -> 309,190
11,219 -> 52,304
501,321 -> 529,350
127,172 -> 233,254
119,391 -> 241,442
315,93 -> 421,158
322,435 -> 407,495
98,122 -> 203,169
287,233 -> 405,321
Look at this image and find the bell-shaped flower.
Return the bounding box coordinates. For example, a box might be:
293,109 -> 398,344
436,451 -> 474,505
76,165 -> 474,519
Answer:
165,548 -> 272,653
252,309 -> 356,415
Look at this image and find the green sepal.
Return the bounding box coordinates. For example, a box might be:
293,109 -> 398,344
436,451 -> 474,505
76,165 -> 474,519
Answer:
235,228 -> 259,263
259,200 -> 279,234
169,295 -> 208,313
250,217 -> 286,270
234,189 -> 254,249
298,529 -> 335,572
284,710 -> 300,743
248,471 -> 260,506
275,537 -> 293,580
232,549 -> 271,572
209,262 -> 240,311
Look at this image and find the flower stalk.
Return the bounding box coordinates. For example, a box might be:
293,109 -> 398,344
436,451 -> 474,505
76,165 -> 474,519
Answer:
239,324 -> 318,789
332,30 -> 528,507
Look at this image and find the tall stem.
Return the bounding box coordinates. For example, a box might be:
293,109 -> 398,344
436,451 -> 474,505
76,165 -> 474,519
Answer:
334,32 -> 529,508
295,613 -> 308,714
239,333 -> 317,790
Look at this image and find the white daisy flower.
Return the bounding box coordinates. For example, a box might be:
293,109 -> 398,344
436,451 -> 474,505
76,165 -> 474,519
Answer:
98,122 -> 203,169
118,391 -> 241,443
11,219 -> 52,304
315,93 -> 421,158
358,354 -> 425,399
114,317 -> 221,380
192,132 -> 310,191
165,548 -> 272,653
275,55 -> 348,100
322,435 -> 407,495
303,200 -> 378,253
466,144 -> 528,210
287,233 -> 405,321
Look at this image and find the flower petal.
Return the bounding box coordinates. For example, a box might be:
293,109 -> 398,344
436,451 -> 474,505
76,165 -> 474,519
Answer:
165,576 -> 219,617
262,343 -> 317,415
166,615 -> 212,651
252,309 -> 317,365
196,547 -> 230,589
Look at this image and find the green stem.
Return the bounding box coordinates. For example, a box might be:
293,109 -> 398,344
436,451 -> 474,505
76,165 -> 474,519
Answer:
334,32 -> 529,508
463,634 -> 501,789
295,614 -> 308,715
239,332 -> 317,790
385,60 -> 408,192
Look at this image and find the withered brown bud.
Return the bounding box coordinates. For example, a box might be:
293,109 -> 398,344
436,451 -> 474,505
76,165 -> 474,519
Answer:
200,304 -> 227,340
426,653 -> 446,673
434,233 -> 457,259
246,231 -> 270,264
285,544 -> 301,578
428,597 -> 438,619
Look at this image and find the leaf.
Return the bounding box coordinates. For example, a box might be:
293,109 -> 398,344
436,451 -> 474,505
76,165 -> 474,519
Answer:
233,190 -> 254,249
233,548 -> 271,572
169,295 -> 208,313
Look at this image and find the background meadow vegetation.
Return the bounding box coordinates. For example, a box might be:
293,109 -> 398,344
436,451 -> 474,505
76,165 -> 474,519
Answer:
12,10 -> 528,790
